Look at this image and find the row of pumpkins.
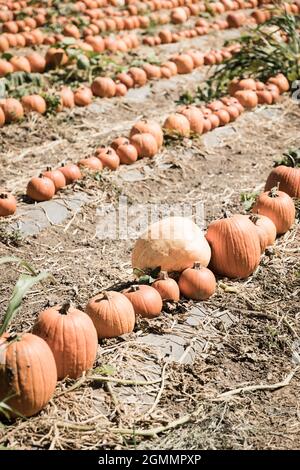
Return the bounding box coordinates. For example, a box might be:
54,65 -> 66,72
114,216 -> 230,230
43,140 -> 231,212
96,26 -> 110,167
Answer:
0,171 -> 297,418
1,72 -> 297,217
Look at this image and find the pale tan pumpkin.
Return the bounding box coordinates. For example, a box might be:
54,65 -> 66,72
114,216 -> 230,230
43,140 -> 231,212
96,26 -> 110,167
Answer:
132,216 -> 211,273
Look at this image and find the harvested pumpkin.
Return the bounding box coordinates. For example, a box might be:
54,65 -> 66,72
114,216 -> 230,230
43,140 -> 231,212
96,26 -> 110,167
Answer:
152,271 -> 180,301
132,216 -> 211,274
0,332 -> 57,418
265,166 -> 300,199
123,285 -> 163,318
26,175 -> 56,202
178,263 -> 216,300
0,191 -> 17,217
206,214 -> 261,278
33,303 -> 98,380
248,214 -> 277,253
252,187 -> 295,235
59,163 -> 82,184
86,291 -> 135,339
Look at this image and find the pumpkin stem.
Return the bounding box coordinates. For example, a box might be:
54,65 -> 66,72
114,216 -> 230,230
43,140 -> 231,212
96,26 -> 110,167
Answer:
269,183 -> 280,198
46,166 -> 52,172
0,193 -> 8,199
221,209 -> 230,218
59,302 -> 71,315
5,332 -> 21,344
193,262 -> 202,270
128,285 -> 140,292
249,214 -> 259,224
158,271 -> 169,280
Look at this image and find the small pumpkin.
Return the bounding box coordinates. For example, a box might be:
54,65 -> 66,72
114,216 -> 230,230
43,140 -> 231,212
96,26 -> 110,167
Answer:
111,137 -> 129,150
129,119 -> 163,148
206,214 -> 261,278
86,291 -> 135,339
74,86 -> 93,106
143,63 -> 161,80
0,98 -> 24,122
78,157 -> 103,171
42,167 -> 66,192
26,175 -> 56,202
178,262 -> 216,300
132,216 -> 211,273
60,87 -> 75,108
115,83 -> 127,96
130,133 -> 158,158
26,52 -> 45,73
214,109 -> 231,126
116,143 -> 138,165
59,163 -> 82,184
234,90 -> 258,108
178,105 -> 204,134
116,72 -> 134,89
91,77 -> 116,98
171,54 -> 194,74
267,74 -> 289,94
21,95 -> 46,114
128,67 -> 147,87
96,147 -> 120,170
10,56 -> 31,73
0,333 -> 57,418
0,59 -> 13,77
33,303 -> 98,380
0,191 -> 17,217
252,187 -> 295,235
163,113 -> 190,137
152,271 -> 180,301
123,285 -> 162,319
265,165 -> 300,199
248,213 -> 277,253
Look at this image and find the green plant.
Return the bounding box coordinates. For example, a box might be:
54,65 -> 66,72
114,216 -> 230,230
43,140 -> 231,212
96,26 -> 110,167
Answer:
189,12 -> 300,103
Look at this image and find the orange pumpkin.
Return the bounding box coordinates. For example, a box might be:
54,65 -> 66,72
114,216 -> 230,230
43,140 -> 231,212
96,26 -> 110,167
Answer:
130,133 -> 158,158
0,191 -> 17,217
267,74 -> 289,94
78,156 -> 103,171
0,98 -> 24,122
130,119 -> 163,148
60,86 -> 75,108
26,175 -> 56,202
111,136 -> 129,150
206,214 -> 261,278
86,291 -> 135,339
234,90 -> 258,108
178,105 -> 204,134
59,164 -> 82,184
21,95 -> 46,114
0,59 -> 14,77
26,52 -> 46,73
96,147 -> 120,170
33,304 -> 98,380
248,214 -> 277,253
265,165 -> 300,199
171,54 -> 194,74
123,285 -> 163,318
163,113 -> 190,137
91,77 -> 116,98
128,67 -> 147,87
0,333 -> 57,418
152,271 -> 180,301
42,168 -> 66,192
74,86 -> 93,106
252,187 -> 295,235
178,263 -> 216,300
116,143 -> 138,164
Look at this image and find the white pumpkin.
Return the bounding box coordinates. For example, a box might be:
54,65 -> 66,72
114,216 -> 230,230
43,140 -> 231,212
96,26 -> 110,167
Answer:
132,216 -> 211,273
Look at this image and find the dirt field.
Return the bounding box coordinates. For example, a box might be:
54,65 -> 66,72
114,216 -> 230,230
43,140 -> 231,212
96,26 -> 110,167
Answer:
0,14 -> 300,450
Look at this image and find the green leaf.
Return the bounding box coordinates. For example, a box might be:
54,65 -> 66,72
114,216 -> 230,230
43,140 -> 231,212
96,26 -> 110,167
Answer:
0,256 -> 37,275
0,270 -> 51,336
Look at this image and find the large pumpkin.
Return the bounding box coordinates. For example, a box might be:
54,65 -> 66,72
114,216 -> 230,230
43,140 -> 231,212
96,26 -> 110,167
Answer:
206,214 -> 261,278
265,165 -> 300,199
0,333 -> 57,418
132,216 -> 211,273
32,304 -> 98,380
